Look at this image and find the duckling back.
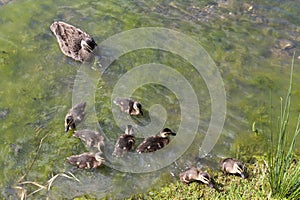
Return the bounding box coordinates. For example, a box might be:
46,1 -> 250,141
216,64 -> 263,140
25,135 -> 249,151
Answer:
73,129 -> 104,151
67,152 -> 104,169
113,97 -> 143,115
113,134 -> 135,157
136,135 -> 170,153
113,125 -> 135,157
136,128 -> 176,153
220,158 -> 245,178
179,167 -> 199,184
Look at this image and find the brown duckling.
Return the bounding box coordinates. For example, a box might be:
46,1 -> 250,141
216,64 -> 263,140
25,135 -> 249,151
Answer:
136,128 -> 176,153
112,125 -> 135,157
67,152 -> 104,169
64,102 -> 86,132
220,158 -> 246,179
113,97 -> 143,116
73,129 -> 104,151
180,167 -> 214,188
50,21 -> 97,62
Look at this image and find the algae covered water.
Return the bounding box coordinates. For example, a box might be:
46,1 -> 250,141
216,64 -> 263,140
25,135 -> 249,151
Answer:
0,0 -> 299,199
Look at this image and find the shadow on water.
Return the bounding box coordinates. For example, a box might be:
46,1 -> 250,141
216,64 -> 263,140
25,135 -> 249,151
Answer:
0,0 -> 300,199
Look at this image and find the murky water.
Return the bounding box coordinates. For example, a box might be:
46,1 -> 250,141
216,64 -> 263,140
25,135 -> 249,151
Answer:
0,0 -> 299,199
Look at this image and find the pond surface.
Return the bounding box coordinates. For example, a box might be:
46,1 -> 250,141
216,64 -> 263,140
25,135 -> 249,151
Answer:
0,0 -> 300,199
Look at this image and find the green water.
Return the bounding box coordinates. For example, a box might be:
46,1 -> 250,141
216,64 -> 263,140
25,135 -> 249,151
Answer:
0,0 -> 299,199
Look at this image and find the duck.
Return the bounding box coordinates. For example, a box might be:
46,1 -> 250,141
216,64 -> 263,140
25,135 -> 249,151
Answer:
73,129 -> 104,151
220,158 -> 246,179
67,152 -> 104,169
50,21 -> 97,62
112,125 -> 135,157
64,102 -> 86,132
179,167 -> 214,188
113,97 -> 143,116
136,128 -> 176,153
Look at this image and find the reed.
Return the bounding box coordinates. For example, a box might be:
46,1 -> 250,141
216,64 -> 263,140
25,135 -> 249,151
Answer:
268,54 -> 300,199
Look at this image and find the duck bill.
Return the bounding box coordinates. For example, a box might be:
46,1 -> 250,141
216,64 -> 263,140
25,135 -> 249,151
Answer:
208,182 -> 215,188
240,173 -> 246,179
65,126 -> 70,132
171,132 -> 176,136
139,110 -> 143,116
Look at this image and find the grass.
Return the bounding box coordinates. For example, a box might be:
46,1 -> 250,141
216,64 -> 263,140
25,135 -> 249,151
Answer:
267,54 -> 300,199
125,157 -> 270,200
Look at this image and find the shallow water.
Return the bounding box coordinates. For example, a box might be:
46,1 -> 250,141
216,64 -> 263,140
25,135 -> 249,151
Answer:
0,0 -> 299,199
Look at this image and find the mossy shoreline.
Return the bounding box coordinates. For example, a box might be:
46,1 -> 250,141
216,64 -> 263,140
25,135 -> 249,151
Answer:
71,156 -> 271,199
127,157 -> 270,200
71,154 -> 298,200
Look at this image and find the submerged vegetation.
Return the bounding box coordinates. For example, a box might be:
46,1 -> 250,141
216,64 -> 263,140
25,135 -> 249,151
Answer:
9,58 -> 300,199
1,0 -> 300,199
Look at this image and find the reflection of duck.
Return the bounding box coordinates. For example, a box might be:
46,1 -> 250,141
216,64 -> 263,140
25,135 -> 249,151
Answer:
180,167 -> 214,188
136,128 -> 176,153
67,152 -> 104,169
64,102 -> 86,132
112,125 -> 135,157
50,21 -> 97,62
220,158 -> 246,178
113,98 -> 143,116
73,129 -> 104,151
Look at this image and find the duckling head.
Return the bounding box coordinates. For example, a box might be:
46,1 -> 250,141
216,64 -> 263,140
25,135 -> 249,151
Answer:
133,102 -> 143,115
160,128 -> 176,138
198,172 -> 214,188
65,115 -> 75,132
81,38 -> 97,53
94,152 -> 105,163
233,162 -> 245,179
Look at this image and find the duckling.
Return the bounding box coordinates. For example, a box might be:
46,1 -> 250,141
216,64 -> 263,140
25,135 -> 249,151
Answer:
65,102 -> 86,132
136,128 -> 176,153
67,152 -> 104,169
112,125 -> 135,157
73,129 -> 104,151
180,167 -> 214,188
50,21 -> 97,62
113,97 -> 143,116
220,158 -> 246,179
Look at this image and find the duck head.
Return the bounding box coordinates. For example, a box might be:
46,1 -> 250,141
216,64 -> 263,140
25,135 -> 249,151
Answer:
198,171 -> 214,188
132,101 -> 143,115
232,161 -> 245,179
94,152 -> 105,163
65,115 -> 75,132
81,38 -> 97,53
160,128 -> 176,138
